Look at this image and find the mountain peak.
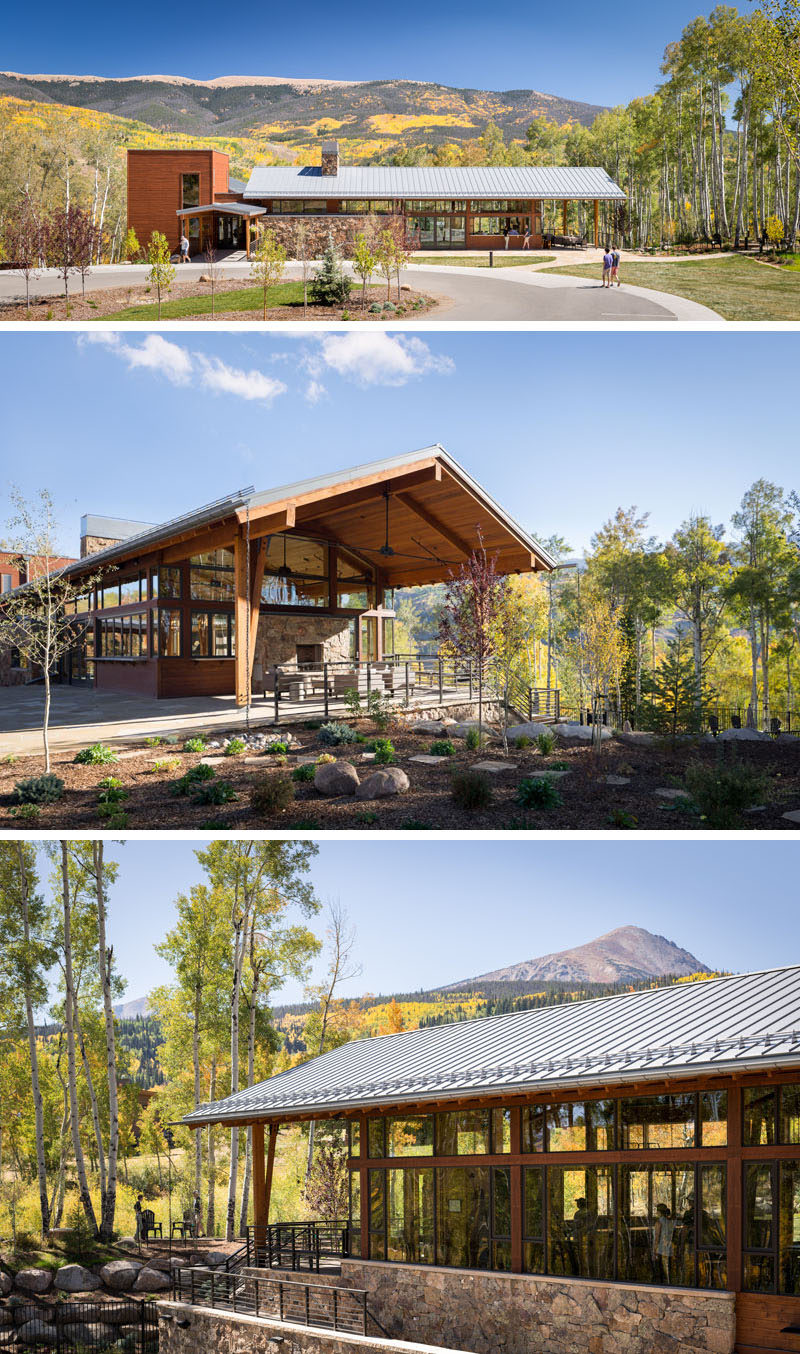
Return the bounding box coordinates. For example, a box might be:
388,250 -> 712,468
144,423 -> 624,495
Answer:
450,926 -> 708,987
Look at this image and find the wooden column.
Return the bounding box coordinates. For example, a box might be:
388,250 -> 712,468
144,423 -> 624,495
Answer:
233,525 -> 260,707
252,1122 -> 266,1244
727,1084 -> 743,1295
265,1124 -> 278,1224
593,199 -> 600,248
245,217 -> 251,260
562,199 -> 568,234
248,538 -> 266,672
510,1107 -> 523,1273
359,1111 -> 370,1257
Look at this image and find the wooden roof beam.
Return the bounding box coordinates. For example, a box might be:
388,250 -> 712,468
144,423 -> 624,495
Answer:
394,491 -> 473,558
160,522 -> 236,564
236,459 -> 440,530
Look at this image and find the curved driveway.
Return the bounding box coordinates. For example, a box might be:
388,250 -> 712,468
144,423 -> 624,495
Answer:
0,260 -> 721,322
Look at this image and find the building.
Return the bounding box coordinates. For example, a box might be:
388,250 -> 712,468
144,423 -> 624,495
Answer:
180,966 -> 800,1354
1,446 -> 553,703
127,143 -> 626,258
0,547 -> 77,685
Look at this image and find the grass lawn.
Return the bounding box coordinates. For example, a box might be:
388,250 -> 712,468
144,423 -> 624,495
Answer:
538,256 -> 800,320
412,253 -> 555,268
107,280 -> 307,320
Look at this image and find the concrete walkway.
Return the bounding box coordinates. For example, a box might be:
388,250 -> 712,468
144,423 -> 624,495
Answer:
0,255 -> 722,322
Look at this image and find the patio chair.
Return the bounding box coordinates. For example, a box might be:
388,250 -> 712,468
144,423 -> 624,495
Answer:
141,1208 -> 162,1240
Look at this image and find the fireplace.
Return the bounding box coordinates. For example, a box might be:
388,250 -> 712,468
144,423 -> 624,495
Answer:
296,644 -> 323,667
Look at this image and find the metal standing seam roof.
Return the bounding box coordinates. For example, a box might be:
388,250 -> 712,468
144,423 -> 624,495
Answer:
181,966 -> 800,1127
176,203 -> 266,217
32,445 -> 553,589
242,165 -> 626,202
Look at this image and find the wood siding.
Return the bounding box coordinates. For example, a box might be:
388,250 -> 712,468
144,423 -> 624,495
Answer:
94,659 -> 157,698
127,149 -> 232,252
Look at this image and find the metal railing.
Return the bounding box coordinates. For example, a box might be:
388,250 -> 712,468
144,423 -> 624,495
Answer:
10,1299 -> 158,1354
244,1221 -> 349,1271
172,1267 -> 367,1335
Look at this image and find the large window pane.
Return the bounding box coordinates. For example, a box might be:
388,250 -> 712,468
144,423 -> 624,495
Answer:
617,1165 -> 695,1286
522,1106 -> 545,1153
524,1166 -> 544,1242
700,1091 -> 727,1147
491,1108 -> 511,1154
99,582 -> 120,610
159,609 -> 181,657
780,1087 -> 800,1145
387,1116 -> 434,1157
437,1110 -> 490,1155
368,1169 -> 386,1261
212,613 -> 232,657
159,566 -> 182,600
744,1162 -> 774,1292
548,1167 -> 614,1280
368,1118 -> 386,1159
619,1095 -> 695,1149
191,612 -> 209,657
190,548 -> 235,601
548,1100 -> 615,1152
744,1087 -> 776,1145
119,576 -> 140,606
698,1165 -> 727,1289
780,1160 -> 800,1295
349,1171 -> 361,1257
265,535 -> 327,578
435,1166 -> 490,1269
388,1168 -> 434,1264
349,1122 -> 360,1158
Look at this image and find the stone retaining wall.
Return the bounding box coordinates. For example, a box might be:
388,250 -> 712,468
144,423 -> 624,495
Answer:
158,1302 -> 476,1354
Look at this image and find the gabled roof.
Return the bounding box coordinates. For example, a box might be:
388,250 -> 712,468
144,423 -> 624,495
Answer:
181,966 -> 800,1127
243,165 -> 626,202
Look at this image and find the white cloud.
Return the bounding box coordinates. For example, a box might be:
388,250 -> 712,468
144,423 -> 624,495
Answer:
304,379 -> 327,404
79,331 -> 193,385
315,333 -> 455,387
196,356 -> 287,404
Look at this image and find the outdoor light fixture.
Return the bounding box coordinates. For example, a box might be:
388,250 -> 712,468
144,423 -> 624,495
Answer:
378,488 -> 395,557
176,1319 -> 191,1329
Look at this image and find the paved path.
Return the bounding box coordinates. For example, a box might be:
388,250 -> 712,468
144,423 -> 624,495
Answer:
0,259 -> 721,322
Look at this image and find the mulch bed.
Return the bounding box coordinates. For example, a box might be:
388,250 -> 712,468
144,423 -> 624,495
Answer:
2,722 -> 799,832
0,282 -> 439,322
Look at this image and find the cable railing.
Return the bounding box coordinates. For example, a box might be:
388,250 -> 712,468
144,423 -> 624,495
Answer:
243,1221 -> 349,1271
171,1267 -> 367,1335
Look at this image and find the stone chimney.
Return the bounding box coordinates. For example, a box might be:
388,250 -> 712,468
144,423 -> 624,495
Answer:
80,514 -> 154,558
320,140 -> 340,176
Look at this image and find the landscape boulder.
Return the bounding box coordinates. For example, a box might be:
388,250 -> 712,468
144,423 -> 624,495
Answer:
202,1252 -> 227,1268
54,1265 -> 102,1294
451,721 -> 496,740
314,760 -> 360,796
552,721 -> 612,742
505,722 -> 553,742
717,727 -> 771,742
116,1238 -> 139,1252
17,1321 -> 57,1346
61,1323 -> 117,1347
132,1267 -> 172,1293
99,1261 -> 142,1292
356,768 -> 410,799
15,1269 -> 53,1295
0,1274 -> 12,1297
100,1304 -> 142,1326
0,1308 -> 14,1327
407,719 -> 456,735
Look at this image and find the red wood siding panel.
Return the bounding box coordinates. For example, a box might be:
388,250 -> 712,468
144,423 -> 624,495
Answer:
94,661 -> 158,698
127,150 -> 224,250
736,1294 -> 800,1353
158,658 -> 235,698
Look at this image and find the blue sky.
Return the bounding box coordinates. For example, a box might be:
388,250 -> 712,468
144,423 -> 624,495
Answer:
33,840 -> 799,1009
2,331 -> 797,560
4,2 -> 734,109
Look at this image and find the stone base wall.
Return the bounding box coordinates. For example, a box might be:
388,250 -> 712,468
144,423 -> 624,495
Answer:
158,1303 -> 474,1354
254,614 -> 352,677
258,217 -> 387,257
331,1261 -> 736,1354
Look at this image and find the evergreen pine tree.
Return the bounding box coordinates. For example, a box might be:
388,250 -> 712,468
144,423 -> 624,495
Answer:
642,631 -> 711,739
309,232 -> 352,306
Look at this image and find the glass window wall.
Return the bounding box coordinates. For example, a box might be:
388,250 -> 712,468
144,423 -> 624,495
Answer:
437,1110 -> 491,1156
190,548 -> 235,601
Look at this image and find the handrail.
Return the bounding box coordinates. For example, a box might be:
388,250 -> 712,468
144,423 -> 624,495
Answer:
172,1266 -> 368,1335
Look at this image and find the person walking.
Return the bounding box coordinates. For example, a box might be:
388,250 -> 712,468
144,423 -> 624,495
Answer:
602,245 -> 614,287
193,1192 -> 203,1238
179,232 -> 190,264
611,244 -> 621,286
134,1196 -> 144,1242
503,224 -> 510,250
522,224 -> 531,250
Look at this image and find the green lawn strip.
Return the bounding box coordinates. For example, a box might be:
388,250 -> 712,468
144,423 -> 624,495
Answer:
410,253 -> 556,268
104,280 -> 307,320
537,257 -> 800,320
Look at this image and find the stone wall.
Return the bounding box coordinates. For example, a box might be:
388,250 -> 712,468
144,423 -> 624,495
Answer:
81,534 -> 122,558
257,216 -> 374,257
254,613 -> 352,679
333,1261 -> 735,1354
158,1302 -> 474,1354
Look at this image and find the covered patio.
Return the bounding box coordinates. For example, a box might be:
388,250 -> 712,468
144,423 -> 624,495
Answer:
176,202 -> 266,258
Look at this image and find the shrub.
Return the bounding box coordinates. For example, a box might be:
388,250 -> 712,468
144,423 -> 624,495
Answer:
429,739 -> 455,758
250,775 -> 296,815
172,763 -> 216,795
265,741 -> 288,755
355,810 -> 379,825
98,777 -> 128,807
184,736 -> 208,753
517,777 -> 563,810
292,763 -> 316,783
2,753 -> 18,765
316,753 -> 336,765
369,302 -> 382,313
144,736 -> 163,748
9,802 -> 40,821
536,731 -> 556,755
12,773 -> 65,804
513,736 -> 532,749
98,804 -> 130,826
74,742 -> 117,765
465,728 -> 482,751
684,758 -> 767,828
451,768 -> 493,811
549,760 -> 570,771
372,738 -> 396,765
383,302 -> 396,313
193,779 -> 237,806
319,721 -> 359,746
608,809 -> 638,829
309,234 -> 351,305
224,737 -> 246,757
147,758 -> 181,775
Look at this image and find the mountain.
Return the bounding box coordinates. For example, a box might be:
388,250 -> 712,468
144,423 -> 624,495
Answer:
448,927 -> 709,987
0,73 -> 607,150
113,995 -> 150,1018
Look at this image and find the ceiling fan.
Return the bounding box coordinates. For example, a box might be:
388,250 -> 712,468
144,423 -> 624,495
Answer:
357,488 -> 460,567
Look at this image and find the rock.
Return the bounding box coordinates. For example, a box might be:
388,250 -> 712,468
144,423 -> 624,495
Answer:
472,761 -> 516,774
717,726 -> 771,741
782,809 -> 800,825
17,1321 -> 57,1346
356,768 -> 410,799
505,722 -> 554,741
622,719 -> 633,733
116,1238 -> 139,1252
409,754 -> 448,765
144,1256 -> 173,1274
99,1260 -> 142,1292
54,1265 -> 102,1293
407,719 -> 456,735
604,775 -> 631,787
61,1323 -> 117,1347
654,787 -> 690,800
0,1274 -> 11,1297
616,730 -> 656,745
100,1304 -> 142,1325
15,1269 -> 53,1294
451,721 -> 496,739
525,768 -> 571,779
314,760 -> 360,796
132,1267 -> 172,1293
552,722 -> 612,742
202,1252 -> 227,1268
